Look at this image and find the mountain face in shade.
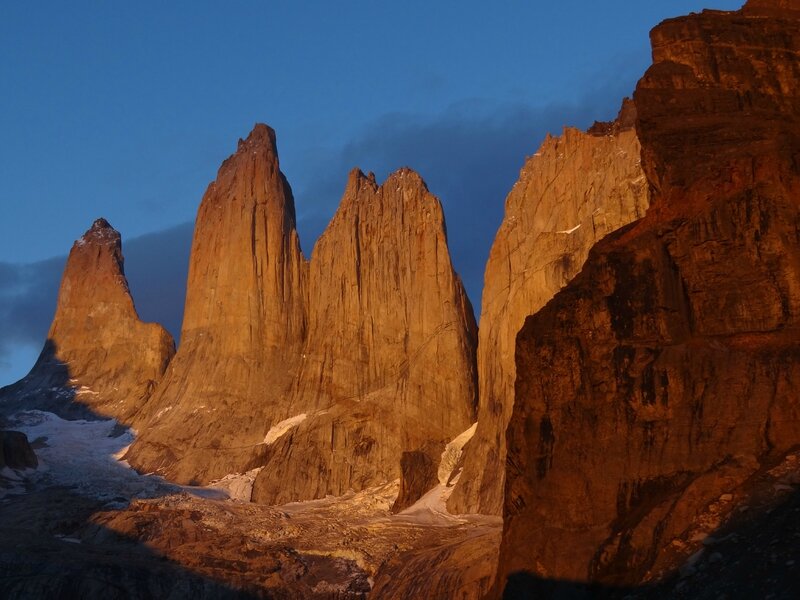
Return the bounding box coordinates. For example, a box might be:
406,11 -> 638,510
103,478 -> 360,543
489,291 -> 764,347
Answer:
125,125 -> 308,484
0,219 -> 175,423
251,168 -> 477,504
497,1 -> 800,592
448,99 -> 650,516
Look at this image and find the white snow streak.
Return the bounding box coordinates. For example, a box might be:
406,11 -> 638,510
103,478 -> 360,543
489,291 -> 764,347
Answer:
438,422 -> 477,485
263,414 -> 307,445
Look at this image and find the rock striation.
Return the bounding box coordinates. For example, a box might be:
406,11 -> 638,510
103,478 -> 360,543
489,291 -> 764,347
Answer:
251,168 -> 477,504
0,219 -> 175,423
449,99 -> 650,516
126,124 -> 308,484
497,0 -> 800,592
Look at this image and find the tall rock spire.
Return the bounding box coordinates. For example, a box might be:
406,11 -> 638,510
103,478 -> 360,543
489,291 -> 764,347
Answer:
251,167 -> 478,504
0,218 -> 175,422
126,124 -> 308,483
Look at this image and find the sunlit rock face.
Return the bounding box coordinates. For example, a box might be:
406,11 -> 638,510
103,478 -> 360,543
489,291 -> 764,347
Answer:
449,99 -> 650,517
126,125 -> 308,484
497,0 -> 800,592
126,125 -> 477,501
252,168 -> 478,504
0,218 -> 175,423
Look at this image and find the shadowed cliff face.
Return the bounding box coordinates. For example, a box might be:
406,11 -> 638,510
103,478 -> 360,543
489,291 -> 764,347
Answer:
125,125 -> 308,484
449,100 -> 650,517
251,168 -> 477,504
498,0 -> 800,592
0,219 -> 175,424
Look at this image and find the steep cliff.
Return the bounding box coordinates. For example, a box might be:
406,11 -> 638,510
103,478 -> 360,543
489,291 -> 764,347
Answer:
498,0 -> 800,591
0,219 -> 174,423
449,100 -> 649,516
126,125 -> 308,484
251,168 -> 477,504
126,129 -> 476,500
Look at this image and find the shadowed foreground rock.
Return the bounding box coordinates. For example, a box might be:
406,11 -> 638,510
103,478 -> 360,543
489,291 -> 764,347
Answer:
498,0 -> 800,593
0,430 -> 37,469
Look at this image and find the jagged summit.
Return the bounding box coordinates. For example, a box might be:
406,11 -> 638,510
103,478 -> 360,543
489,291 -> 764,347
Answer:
343,166 -> 429,195
74,218 -> 120,247
587,97 -> 637,136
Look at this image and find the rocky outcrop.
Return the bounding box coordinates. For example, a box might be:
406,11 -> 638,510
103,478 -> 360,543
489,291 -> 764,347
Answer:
251,169 -> 477,504
392,445 -> 442,513
0,219 -> 175,423
126,125 -> 308,484
0,431 -> 37,470
497,1 -> 800,592
449,100 -> 649,516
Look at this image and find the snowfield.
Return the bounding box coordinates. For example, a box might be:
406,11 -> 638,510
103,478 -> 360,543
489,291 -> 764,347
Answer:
3,411 -> 227,503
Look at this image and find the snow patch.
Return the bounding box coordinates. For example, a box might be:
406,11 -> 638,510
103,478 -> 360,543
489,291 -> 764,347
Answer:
8,410 -> 174,501
556,223 -> 582,235
209,468 -> 263,501
264,414 -> 307,445
438,422 -> 477,485
395,483 -> 464,525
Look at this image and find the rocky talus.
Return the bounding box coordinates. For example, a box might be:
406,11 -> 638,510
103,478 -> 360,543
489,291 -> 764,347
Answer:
498,0 -> 800,593
126,125 -> 308,484
251,168 -> 477,504
449,99 -> 649,516
0,219 -> 175,423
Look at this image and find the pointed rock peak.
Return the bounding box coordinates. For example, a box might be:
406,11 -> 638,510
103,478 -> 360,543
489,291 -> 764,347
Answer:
587,97 -> 637,136
339,167 -> 436,213
89,217 -> 114,232
76,217 -> 121,248
237,122 -> 278,151
344,167 -> 378,195
221,123 -> 281,177
384,167 -> 429,192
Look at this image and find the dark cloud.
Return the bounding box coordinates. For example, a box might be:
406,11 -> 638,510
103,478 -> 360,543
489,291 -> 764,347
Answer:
294,87 -> 634,311
123,222 -> 193,340
0,255 -> 65,363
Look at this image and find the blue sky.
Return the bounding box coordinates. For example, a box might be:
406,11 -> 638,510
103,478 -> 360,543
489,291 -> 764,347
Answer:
0,0 -> 743,384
